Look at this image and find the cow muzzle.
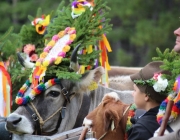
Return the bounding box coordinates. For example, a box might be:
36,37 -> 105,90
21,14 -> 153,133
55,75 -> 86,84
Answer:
5,113 -> 34,134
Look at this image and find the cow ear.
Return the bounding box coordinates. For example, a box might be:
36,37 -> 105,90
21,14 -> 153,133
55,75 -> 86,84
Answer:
75,66 -> 104,93
104,110 -> 112,131
104,110 -> 120,132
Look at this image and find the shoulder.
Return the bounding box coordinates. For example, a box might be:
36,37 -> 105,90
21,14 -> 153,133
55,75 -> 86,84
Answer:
127,123 -> 152,140
127,116 -> 160,140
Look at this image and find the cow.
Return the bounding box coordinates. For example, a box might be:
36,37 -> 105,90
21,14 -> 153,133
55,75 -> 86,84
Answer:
5,66 -> 105,135
81,92 -> 132,140
108,66 -> 141,91
5,67 -> 135,137
7,43 -> 139,137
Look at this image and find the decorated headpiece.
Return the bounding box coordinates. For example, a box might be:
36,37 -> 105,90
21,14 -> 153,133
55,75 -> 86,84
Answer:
130,61 -> 171,103
15,0 -> 112,105
17,8 -> 54,69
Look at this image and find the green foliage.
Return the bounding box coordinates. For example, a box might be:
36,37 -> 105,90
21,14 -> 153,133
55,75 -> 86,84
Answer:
78,50 -> 101,65
116,49 -> 133,66
19,25 -> 44,49
152,48 -> 180,94
106,0 -> 180,66
0,27 -> 20,61
44,0 -> 112,80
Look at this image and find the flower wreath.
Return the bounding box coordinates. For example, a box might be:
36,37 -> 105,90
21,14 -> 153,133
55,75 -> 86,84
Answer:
35,27 -> 76,67
134,73 -> 168,93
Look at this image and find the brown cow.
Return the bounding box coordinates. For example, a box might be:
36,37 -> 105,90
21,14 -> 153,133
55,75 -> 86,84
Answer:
81,92 -> 130,140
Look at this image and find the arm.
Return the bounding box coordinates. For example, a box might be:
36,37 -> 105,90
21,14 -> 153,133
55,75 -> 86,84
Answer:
149,129 -> 180,140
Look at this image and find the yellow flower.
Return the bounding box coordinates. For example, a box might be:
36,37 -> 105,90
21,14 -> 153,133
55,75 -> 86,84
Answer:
42,60 -> 50,67
47,40 -> 55,47
40,52 -> 48,58
70,34 -> 76,41
63,46 -> 70,52
70,27 -> 75,31
58,31 -> 65,38
35,61 -> 41,66
54,57 -> 62,65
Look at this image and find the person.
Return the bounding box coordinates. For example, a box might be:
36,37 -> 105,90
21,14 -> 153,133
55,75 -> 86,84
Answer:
149,128 -> 180,140
127,61 -> 171,140
173,27 -> 180,53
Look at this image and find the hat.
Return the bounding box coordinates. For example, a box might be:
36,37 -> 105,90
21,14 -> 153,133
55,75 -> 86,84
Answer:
130,61 -> 171,103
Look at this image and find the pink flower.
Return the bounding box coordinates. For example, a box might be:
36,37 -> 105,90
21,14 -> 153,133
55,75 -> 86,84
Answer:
52,35 -> 59,41
153,73 -> 161,81
65,27 -> 71,33
30,54 -> 38,62
23,44 -> 35,55
58,52 -> 66,57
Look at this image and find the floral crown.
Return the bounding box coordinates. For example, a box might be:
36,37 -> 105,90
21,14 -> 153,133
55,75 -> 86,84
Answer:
134,73 -> 169,94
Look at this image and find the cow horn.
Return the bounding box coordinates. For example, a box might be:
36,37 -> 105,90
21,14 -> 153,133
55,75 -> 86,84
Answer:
69,44 -> 81,72
17,52 -> 34,68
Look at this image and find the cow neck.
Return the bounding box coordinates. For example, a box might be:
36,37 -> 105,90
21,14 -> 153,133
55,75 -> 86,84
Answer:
24,84 -> 76,136
73,94 -> 91,129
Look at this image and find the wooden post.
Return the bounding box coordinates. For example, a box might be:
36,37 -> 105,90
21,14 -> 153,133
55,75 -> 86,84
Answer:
158,100 -> 174,136
79,127 -> 88,140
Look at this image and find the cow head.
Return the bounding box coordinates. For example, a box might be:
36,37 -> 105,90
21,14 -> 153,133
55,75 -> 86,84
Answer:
5,65 -> 104,135
82,92 -> 130,140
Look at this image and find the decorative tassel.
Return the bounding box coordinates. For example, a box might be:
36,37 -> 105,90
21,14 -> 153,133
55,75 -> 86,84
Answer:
99,34 -> 112,87
0,62 -> 12,117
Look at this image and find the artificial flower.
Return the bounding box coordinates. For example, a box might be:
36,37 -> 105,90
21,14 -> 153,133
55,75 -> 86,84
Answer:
23,44 -> 35,55
30,54 -> 38,62
153,75 -> 168,92
153,73 -> 161,81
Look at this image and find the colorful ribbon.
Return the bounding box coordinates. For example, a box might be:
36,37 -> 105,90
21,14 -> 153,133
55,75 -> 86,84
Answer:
0,62 -> 12,117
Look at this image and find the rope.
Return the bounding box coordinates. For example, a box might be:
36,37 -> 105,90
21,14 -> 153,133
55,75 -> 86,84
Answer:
44,107 -> 63,123
123,105 -> 131,116
30,102 -> 44,129
98,132 -> 108,140
29,93 -> 76,130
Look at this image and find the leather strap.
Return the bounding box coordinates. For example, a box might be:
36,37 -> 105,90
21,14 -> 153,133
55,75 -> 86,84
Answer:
73,94 -> 90,128
166,125 -> 174,133
24,105 -> 41,135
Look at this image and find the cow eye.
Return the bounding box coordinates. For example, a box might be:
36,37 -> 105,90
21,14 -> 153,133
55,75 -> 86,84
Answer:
49,91 -> 60,97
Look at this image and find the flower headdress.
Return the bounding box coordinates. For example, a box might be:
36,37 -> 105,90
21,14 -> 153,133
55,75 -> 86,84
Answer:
15,0 -> 112,105
134,73 -> 169,94
130,61 -> 172,103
